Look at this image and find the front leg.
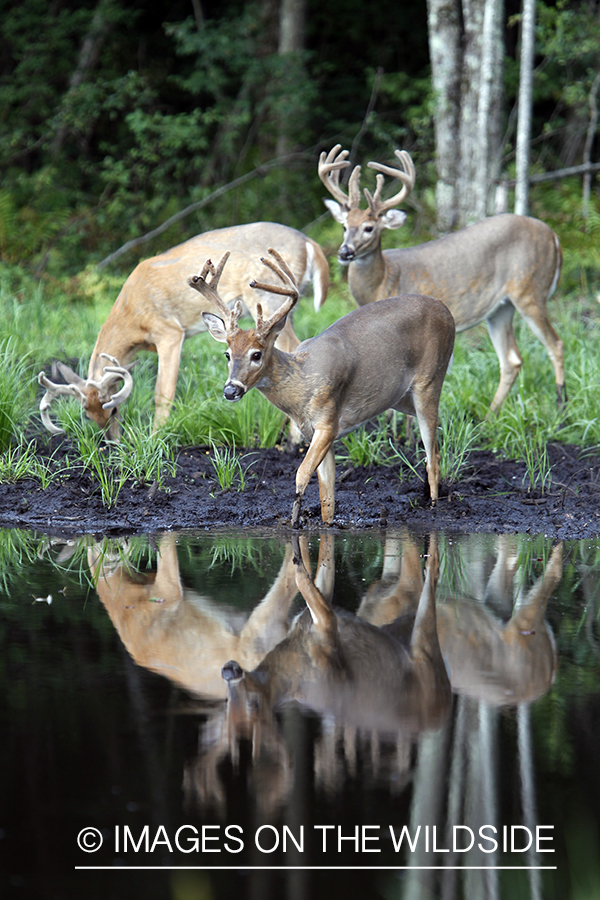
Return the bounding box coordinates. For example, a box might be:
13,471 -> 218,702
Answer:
292,427 -> 336,527
153,328 -> 186,430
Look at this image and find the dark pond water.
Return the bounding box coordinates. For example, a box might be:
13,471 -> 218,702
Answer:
1,528 -> 599,900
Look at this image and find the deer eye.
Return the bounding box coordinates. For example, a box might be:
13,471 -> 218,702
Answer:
224,351 -> 230,362
250,350 -> 262,363
363,224 -> 374,234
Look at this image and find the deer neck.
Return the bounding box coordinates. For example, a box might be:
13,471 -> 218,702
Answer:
347,245 -> 389,305
88,317 -> 138,380
257,349 -> 306,421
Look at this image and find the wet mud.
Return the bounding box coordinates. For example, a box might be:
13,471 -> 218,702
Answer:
0,440 -> 599,539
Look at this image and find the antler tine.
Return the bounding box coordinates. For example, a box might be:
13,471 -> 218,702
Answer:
97,362 -> 134,410
187,251 -> 242,335
347,164 -> 362,210
249,249 -> 300,340
318,144 -> 352,207
366,149 -> 416,215
37,370 -> 85,434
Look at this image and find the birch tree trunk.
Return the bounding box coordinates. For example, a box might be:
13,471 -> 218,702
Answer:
514,0 -> 536,216
427,0 -> 462,232
427,0 -> 505,231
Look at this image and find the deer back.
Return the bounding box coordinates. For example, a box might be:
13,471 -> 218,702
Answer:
279,293 -> 455,438
350,214 -> 562,328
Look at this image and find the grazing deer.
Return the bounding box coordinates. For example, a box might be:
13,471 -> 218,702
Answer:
37,222 -> 329,439
89,532 -> 299,699
319,144 -> 565,413
190,249 -> 455,526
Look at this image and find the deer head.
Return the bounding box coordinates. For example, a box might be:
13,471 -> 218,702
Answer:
319,144 -> 416,262
188,249 -> 299,402
38,353 -> 133,439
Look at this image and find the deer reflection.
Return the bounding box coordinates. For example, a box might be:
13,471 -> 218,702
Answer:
186,531 -> 452,816
357,534 -> 562,706
387,534 -> 564,900
89,533 -> 299,699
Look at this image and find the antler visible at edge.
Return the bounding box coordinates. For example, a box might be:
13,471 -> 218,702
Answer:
187,252 -> 242,336
249,249 -> 300,340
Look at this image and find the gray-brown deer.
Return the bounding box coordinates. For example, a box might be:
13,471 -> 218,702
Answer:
189,249 -> 455,526
38,222 -> 329,439
219,531 -> 451,737
319,144 -> 565,413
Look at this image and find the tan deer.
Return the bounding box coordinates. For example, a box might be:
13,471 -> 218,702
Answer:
89,532 -> 300,699
38,222 -> 329,439
190,249 -> 455,526
319,144 -> 565,413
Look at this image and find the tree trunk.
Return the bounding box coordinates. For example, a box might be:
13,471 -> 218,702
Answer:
427,0 -> 462,232
276,0 -> 307,157
514,0 -> 536,216
427,0 -> 505,231
51,0 -> 113,158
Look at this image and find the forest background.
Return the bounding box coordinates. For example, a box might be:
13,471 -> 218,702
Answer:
1,0 -> 600,481
3,0 -> 600,279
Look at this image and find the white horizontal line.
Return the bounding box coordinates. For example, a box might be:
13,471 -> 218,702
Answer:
75,865 -> 558,871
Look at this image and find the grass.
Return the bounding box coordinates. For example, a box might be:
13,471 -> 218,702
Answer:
209,441 -> 256,491
0,244 -> 599,507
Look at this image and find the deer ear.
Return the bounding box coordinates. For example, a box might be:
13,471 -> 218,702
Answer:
380,209 -> 407,230
202,311 -> 228,343
323,198 -> 348,225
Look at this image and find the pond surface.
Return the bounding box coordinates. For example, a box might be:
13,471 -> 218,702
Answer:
1,527 -> 599,900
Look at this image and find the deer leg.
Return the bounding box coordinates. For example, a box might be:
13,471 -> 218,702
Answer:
485,301 -> 523,413
515,303 -> 566,405
412,390 -> 441,505
153,328 -> 186,429
292,428 -> 336,527
291,533 -> 337,638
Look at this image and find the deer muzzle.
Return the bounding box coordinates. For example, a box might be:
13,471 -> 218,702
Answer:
222,660 -> 244,682
338,242 -> 356,263
223,381 -> 246,402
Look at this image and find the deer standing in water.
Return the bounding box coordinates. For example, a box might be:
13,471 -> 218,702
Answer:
38,222 -> 329,439
319,145 -> 565,413
190,249 -> 455,526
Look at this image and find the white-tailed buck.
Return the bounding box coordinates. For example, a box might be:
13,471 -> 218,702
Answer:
38,222 -> 329,439
319,144 -> 565,413
219,531 -> 451,736
190,250 -> 455,526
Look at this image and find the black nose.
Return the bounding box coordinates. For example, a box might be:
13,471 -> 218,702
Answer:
222,660 -> 244,682
338,245 -> 355,262
223,383 -> 244,401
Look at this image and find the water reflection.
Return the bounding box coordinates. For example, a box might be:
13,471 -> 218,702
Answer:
2,526 -> 599,899
90,533 -> 299,699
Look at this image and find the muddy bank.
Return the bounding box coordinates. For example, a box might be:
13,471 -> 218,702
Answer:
0,440 -> 598,539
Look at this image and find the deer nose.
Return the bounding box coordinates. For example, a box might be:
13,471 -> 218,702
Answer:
338,243 -> 355,262
222,660 -> 244,682
223,382 -> 244,402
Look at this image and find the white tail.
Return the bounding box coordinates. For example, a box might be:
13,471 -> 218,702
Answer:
320,144 -> 565,413
190,249 -> 455,526
37,222 -> 329,438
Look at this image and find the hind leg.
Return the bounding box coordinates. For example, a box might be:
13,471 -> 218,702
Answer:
486,301 -> 523,414
411,389 -> 441,505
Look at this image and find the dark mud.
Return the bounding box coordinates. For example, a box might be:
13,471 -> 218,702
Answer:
0,440 -> 599,538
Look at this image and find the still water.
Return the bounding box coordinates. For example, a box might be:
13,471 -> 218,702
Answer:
1,527 -> 599,900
